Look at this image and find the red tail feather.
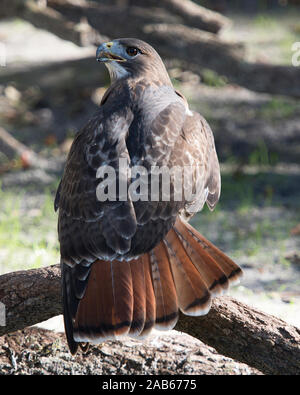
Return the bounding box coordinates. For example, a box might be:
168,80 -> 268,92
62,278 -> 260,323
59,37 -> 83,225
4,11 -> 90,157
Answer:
66,218 -> 242,352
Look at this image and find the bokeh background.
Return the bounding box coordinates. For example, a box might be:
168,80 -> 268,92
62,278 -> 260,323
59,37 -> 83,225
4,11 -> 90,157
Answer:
0,0 -> 299,335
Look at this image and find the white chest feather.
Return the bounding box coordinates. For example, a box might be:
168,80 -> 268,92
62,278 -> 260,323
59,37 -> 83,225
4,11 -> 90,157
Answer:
106,61 -> 129,81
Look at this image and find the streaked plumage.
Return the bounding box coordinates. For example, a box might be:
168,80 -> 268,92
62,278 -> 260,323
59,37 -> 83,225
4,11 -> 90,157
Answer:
55,38 -> 242,354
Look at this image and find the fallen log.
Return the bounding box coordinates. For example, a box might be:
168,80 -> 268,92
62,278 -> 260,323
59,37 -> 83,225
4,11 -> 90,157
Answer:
0,126 -> 64,172
0,327 -> 261,374
177,300 -> 300,376
3,0 -> 229,35
0,126 -> 39,168
0,56 -> 107,95
125,0 -> 231,33
0,264 -> 299,375
24,0 -> 106,47
18,0 -> 300,98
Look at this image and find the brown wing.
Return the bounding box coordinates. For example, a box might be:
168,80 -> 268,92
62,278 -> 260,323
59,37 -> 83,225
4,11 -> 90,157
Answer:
56,106 -> 137,264
168,110 -> 221,218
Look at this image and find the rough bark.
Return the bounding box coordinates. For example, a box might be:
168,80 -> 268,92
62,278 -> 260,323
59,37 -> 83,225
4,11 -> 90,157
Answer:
0,327 -> 261,375
0,265 -> 62,337
0,264 -> 300,375
176,300 -> 300,376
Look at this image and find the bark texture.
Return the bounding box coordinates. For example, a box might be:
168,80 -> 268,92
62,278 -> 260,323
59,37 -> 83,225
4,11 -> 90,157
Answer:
176,300 -> 300,375
0,327 -> 261,375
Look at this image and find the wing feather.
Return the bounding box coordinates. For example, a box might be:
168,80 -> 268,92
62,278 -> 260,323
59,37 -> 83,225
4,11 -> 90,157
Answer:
57,106 -> 136,264
168,110 -> 221,217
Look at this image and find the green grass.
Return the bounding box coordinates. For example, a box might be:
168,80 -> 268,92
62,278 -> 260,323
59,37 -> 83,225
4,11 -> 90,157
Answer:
259,98 -> 298,121
220,10 -> 300,65
253,14 -> 278,29
201,69 -> 228,88
191,170 -> 300,264
0,185 -> 59,274
248,140 -> 278,167
253,13 -> 300,64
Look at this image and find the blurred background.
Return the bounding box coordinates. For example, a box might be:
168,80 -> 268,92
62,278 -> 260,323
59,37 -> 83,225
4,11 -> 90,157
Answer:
0,0 -> 299,330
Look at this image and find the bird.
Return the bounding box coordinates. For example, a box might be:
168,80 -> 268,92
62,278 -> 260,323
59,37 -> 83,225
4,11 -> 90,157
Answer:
55,38 -> 243,354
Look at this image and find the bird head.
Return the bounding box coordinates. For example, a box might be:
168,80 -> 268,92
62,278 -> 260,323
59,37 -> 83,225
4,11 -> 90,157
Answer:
96,38 -> 171,85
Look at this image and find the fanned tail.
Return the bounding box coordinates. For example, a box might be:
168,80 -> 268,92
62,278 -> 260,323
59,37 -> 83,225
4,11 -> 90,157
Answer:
64,217 -> 242,353
174,219 -> 242,286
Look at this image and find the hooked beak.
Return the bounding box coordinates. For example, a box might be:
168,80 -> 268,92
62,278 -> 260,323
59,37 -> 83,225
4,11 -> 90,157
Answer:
96,42 -> 126,63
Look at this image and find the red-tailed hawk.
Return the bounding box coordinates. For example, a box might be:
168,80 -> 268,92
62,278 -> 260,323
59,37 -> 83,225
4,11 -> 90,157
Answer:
55,38 -> 242,354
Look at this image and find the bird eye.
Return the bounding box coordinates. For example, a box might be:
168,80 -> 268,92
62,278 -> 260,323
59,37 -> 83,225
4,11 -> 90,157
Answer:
126,47 -> 139,57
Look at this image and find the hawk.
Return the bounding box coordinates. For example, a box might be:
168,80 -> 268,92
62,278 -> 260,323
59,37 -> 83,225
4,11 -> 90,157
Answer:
55,38 -> 242,354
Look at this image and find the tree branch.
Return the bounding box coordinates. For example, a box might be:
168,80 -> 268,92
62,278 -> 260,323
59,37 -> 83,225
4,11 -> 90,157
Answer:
0,264 -> 299,375
176,300 -> 300,375
3,0 -> 230,35
0,126 -> 64,171
0,265 -> 61,337
126,0 -> 231,34
0,126 -> 40,169
24,0 -> 106,46
0,326 -> 261,374
0,55 -> 107,96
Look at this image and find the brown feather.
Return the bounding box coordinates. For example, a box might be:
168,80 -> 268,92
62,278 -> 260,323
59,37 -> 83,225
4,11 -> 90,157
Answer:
129,258 -> 146,336
74,261 -> 112,342
71,218 -> 242,349
140,254 -> 156,337
73,260 -> 133,342
72,219 -> 242,346
179,219 -> 243,284
164,229 -> 211,316
149,242 -> 178,330
174,219 -> 229,295
110,260 -> 133,335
